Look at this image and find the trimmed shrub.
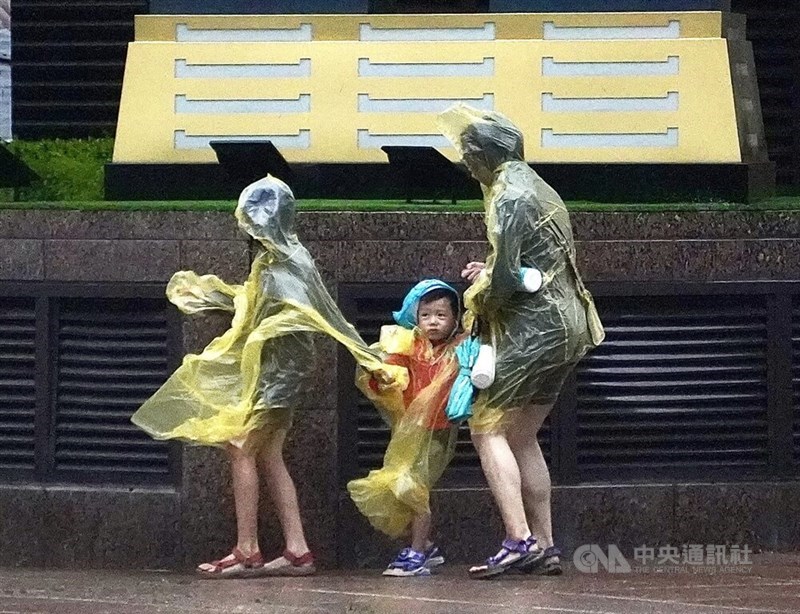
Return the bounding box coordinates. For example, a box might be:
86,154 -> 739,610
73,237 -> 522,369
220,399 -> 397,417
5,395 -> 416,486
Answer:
7,137 -> 114,201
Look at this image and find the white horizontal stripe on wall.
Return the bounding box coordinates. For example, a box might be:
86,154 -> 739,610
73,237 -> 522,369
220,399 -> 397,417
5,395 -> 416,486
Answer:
542,56 -> 679,77
174,129 -> 311,149
542,92 -> 679,112
175,59 -> 312,79
359,23 -> 495,41
541,127 -> 679,148
175,94 -> 311,114
543,20 -> 680,40
357,93 -> 494,113
356,130 -> 451,149
358,57 -> 495,78
176,23 -> 312,42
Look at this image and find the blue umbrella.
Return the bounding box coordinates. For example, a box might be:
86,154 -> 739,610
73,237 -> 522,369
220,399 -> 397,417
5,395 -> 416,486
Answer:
445,335 -> 481,423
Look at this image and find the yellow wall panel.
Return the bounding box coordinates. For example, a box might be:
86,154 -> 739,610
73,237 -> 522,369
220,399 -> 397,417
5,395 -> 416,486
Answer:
136,12 -> 723,42
114,36 -> 740,165
532,12 -> 721,38
177,82 -> 308,99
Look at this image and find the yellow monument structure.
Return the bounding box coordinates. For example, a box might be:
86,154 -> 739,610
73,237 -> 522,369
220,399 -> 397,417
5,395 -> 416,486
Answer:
108,3 -> 771,201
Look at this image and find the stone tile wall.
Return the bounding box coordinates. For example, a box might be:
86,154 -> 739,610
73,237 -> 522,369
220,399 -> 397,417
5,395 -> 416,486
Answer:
1,209 -> 798,569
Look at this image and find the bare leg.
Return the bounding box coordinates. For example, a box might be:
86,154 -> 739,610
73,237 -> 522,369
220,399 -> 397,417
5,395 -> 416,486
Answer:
196,444 -> 260,572
259,428 -> 310,556
471,430 -> 531,542
507,403 -> 554,549
410,512 -> 432,553
228,443 -> 261,555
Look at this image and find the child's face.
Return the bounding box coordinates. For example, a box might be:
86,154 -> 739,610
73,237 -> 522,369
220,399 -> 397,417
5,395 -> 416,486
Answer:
417,297 -> 457,343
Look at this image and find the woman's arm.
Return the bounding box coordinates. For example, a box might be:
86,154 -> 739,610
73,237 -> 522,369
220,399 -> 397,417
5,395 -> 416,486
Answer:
483,198 -> 528,303
166,271 -> 244,315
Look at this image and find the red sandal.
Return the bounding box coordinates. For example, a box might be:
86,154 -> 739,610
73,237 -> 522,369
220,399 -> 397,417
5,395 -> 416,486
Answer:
261,549 -> 316,576
196,548 -> 266,579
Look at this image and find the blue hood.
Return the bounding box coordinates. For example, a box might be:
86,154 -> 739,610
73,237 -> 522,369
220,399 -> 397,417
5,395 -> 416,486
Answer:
393,279 -> 459,330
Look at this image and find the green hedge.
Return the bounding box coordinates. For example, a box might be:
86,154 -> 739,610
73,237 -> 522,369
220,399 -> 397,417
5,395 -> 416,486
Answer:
2,137 -> 798,209
6,137 -> 114,201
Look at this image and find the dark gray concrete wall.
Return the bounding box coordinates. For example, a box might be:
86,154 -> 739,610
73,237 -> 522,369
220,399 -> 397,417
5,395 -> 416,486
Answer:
0,208 -> 799,569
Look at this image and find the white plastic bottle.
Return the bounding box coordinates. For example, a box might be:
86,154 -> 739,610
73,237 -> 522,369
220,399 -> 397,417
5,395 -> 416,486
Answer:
471,343 -> 496,389
520,266 -> 543,293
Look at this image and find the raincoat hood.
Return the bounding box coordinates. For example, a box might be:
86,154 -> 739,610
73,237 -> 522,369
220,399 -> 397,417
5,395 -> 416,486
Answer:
393,279 -> 460,329
438,104 -> 524,185
132,175 -> 408,448
235,175 -> 298,251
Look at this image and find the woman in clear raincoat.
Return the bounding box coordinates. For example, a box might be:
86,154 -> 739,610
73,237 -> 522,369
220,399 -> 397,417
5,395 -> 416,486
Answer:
132,175 -> 403,578
438,105 -> 605,578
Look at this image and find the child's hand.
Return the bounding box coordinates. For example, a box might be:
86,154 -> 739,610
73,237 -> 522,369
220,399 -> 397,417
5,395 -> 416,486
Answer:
372,368 -> 396,390
461,261 -> 486,284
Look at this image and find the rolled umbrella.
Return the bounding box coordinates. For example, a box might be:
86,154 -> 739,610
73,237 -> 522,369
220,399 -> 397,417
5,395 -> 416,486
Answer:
445,335 -> 480,423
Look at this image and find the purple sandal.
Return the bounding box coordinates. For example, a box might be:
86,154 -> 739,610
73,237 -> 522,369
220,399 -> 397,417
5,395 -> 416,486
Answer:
469,537 -> 542,579
528,546 -> 563,576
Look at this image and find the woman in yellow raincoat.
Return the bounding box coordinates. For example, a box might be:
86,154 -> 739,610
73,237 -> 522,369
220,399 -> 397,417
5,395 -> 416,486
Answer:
132,175 -> 403,578
438,105 -> 605,578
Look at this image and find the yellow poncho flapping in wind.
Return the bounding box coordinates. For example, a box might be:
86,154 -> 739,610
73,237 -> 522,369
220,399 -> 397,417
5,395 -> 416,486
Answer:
132,175 -> 405,448
438,104 -> 605,433
348,310 -> 463,539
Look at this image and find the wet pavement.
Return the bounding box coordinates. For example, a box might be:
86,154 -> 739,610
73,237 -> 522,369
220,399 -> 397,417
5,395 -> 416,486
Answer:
1,554 -> 798,614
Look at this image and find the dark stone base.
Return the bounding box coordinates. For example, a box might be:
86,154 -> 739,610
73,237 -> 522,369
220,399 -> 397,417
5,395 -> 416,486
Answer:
535,161 -> 775,204
337,481 -> 800,568
2,208 -> 799,570
105,161 -> 775,203
2,480 -> 796,570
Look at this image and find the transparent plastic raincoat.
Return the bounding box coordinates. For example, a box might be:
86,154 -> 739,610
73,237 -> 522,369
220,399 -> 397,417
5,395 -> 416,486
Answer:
132,176 -> 405,449
438,105 -> 605,433
347,281 -> 464,539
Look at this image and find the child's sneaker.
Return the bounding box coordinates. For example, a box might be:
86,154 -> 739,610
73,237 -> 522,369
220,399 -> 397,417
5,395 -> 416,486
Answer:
382,548 -> 431,577
423,544 -> 445,569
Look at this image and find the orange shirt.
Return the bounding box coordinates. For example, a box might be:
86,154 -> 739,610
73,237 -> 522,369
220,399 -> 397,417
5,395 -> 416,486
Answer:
370,335 -> 461,431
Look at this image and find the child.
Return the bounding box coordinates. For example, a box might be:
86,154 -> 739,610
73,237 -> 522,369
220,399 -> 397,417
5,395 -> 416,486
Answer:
348,280 -> 465,577
132,176 -> 404,579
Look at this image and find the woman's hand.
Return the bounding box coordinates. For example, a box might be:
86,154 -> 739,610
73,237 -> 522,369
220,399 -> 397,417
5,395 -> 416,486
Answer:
461,261 -> 486,284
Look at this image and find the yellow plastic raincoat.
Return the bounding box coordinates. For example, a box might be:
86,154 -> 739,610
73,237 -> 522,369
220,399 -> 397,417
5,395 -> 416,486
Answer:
348,320 -> 463,539
132,176 -> 405,448
438,105 -> 605,432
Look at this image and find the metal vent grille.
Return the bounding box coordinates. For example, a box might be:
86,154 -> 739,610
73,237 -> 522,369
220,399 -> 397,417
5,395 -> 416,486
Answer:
12,0 -> 148,138
0,298 -> 37,472
792,301 -> 800,463
53,297 -> 172,479
576,295 -> 770,476
731,1 -> 800,186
